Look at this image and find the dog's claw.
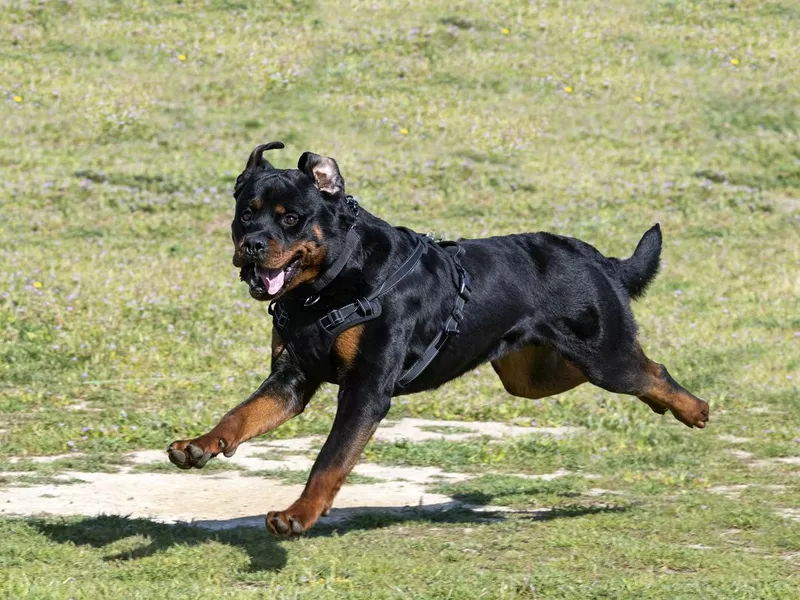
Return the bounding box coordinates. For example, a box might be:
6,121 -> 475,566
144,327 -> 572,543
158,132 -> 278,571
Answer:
290,516 -> 303,535
187,444 -> 203,460
272,515 -> 289,534
194,452 -> 212,468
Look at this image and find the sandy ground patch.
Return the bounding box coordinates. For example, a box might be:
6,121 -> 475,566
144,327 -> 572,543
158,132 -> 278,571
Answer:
0,418 -> 575,530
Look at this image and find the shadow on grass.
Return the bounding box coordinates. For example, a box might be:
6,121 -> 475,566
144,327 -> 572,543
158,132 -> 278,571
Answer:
31,515 -> 287,573
307,502 -> 632,536
30,502 -> 630,571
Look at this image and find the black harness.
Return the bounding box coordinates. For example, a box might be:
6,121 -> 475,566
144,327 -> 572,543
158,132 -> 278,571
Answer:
269,201 -> 471,388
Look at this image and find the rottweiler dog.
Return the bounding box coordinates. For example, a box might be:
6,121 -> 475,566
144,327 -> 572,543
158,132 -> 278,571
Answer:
168,142 -> 709,536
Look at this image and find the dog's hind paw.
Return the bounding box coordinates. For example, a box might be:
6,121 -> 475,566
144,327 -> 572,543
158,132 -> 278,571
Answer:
672,398 -> 710,429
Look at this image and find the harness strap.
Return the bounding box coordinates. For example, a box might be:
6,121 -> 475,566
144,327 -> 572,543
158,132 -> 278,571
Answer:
271,234 -> 472,389
318,238 -> 425,334
397,245 -> 471,388
366,238 -> 425,300
304,227 -> 360,296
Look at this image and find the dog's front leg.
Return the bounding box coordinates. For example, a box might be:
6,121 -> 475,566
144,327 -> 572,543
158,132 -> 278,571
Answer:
167,358 -> 317,470
266,385 -> 390,536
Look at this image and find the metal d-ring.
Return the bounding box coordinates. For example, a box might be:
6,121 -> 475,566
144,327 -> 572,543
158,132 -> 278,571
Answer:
304,294 -> 320,307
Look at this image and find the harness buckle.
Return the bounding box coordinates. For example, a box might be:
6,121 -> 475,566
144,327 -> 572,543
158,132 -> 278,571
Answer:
321,308 -> 345,331
444,317 -> 460,335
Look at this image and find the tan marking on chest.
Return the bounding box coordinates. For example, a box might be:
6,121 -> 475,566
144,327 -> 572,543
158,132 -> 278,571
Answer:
333,325 -> 365,369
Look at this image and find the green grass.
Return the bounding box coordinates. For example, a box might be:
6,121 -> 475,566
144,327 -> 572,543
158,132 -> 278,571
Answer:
130,459 -> 242,475
1,0 -> 799,597
431,474 -> 588,508
418,424 -> 476,434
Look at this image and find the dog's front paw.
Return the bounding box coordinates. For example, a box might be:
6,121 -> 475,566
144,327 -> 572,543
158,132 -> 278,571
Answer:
167,434 -> 236,470
266,502 -> 321,537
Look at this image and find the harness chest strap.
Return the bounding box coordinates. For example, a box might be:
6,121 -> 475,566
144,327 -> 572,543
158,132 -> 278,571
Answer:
270,237 -> 471,387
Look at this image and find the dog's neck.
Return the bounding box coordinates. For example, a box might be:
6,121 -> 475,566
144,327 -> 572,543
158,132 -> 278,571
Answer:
286,208 -> 418,308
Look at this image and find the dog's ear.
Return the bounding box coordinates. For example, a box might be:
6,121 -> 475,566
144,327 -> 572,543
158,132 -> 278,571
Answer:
298,152 -> 345,198
234,141 -> 285,197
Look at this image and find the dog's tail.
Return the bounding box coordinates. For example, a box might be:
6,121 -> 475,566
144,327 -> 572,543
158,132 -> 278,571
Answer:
616,224 -> 662,300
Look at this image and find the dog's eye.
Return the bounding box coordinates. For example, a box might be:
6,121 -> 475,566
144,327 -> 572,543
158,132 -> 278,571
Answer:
241,209 -> 253,223
282,213 -> 299,227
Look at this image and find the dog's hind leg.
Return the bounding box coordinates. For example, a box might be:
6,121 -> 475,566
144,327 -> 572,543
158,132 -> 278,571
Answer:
491,345 -> 587,399
575,343 -> 709,429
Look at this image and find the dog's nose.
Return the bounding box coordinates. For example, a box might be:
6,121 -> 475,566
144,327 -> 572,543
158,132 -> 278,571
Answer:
243,236 -> 267,257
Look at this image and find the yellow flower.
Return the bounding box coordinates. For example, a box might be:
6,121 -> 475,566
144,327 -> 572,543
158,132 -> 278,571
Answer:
563,86 -> 573,94
730,58 -> 739,65
635,96 -> 643,103
178,54 -> 187,61
501,27 -> 510,35
400,127 -> 409,135
33,281 -> 42,288
13,95 -> 22,103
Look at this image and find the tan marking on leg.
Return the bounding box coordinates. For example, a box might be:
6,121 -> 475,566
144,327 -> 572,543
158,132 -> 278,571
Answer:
208,391 -> 301,447
267,420 -> 379,534
492,345 -> 586,399
169,389 -> 303,467
333,325 -> 364,369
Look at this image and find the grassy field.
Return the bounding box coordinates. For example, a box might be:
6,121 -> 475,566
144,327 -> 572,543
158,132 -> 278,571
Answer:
1,0 -> 799,598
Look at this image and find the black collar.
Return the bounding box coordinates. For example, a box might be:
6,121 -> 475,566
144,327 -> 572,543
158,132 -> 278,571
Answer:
302,227 -> 360,299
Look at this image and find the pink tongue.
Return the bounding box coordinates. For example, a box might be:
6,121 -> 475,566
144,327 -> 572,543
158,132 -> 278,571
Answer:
259,267 -> 285,295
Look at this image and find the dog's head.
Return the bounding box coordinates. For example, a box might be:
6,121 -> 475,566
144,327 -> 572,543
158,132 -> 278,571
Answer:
231,142 -> 353,301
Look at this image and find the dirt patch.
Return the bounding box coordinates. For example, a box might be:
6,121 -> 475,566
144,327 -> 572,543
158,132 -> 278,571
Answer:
374,418 -> 577,443
780,508 -> 800,522
0,470 -> 456,528
717,435 -> 751,444
0,418 -> 578,530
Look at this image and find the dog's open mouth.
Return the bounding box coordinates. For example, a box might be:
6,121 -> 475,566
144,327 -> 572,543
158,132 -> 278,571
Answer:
241,258 -> 300,300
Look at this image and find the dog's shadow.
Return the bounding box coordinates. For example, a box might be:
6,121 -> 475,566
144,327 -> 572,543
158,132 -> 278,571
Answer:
31,515 -> 288,572
30,502 -> 628,572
